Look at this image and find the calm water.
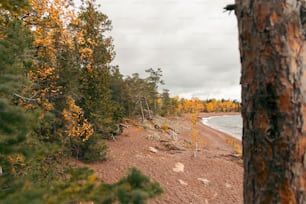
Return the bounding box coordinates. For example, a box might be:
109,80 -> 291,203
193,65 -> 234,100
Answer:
202,115 -> 242,140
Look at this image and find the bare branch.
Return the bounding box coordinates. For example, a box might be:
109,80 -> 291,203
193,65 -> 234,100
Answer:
14,93 -> 38,102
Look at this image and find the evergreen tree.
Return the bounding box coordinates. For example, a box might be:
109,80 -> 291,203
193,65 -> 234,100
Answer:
0,0 -> 29,14
74,0 -> 121,134
145,68 -> 164,113
0,14 -> 35,159
0,4 -> 40,201
159,89 -> 177,116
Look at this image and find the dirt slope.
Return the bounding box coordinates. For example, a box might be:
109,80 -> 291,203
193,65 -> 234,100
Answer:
73,113 -> 243,204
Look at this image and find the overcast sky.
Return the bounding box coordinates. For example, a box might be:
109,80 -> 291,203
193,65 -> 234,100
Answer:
77,0 -> 241,100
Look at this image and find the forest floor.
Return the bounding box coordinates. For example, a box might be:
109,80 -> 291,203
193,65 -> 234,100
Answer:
72,113 -> 243,204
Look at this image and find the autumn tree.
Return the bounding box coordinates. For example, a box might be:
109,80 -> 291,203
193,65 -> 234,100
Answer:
178,98 -> 204,113
73,0 -> 122,134
62,96 -> 93,158
190,110 -> 200,157
0,1 -> 163,203
203,99 -> 240,112
234,0 -> 306,202
28,0 -> 76,111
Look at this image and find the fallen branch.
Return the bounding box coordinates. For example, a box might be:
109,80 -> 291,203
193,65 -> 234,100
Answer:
223,153 -> 242,159
157,140 -> 185,153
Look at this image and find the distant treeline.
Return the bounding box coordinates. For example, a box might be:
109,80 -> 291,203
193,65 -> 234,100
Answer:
175,98 -> 241,114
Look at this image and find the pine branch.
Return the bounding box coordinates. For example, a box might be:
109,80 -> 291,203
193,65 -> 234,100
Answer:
223,4 -> 236,14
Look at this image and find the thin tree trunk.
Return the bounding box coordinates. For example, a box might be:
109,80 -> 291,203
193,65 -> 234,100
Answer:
235,0 -> 306,202
144,97 -> 152,119
139,99 -> 145,122
154,98 -> 157,114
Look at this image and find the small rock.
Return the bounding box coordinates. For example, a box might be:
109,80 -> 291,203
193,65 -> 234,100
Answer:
149,147 -> 158,153
178,179 -> 188,186
197,178 -> 210,185
146,133 -> 160,140
173,162 -> 184,172
135,154 -> 143,158
225,183 -> 232,188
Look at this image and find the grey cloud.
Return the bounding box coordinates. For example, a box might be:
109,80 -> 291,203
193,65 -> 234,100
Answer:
90,0 -> 241,100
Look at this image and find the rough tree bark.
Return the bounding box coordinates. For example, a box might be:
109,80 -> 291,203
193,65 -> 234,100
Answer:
235,0 -> 306,203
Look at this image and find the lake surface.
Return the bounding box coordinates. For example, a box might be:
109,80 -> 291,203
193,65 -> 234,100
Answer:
202,115 -> 242,140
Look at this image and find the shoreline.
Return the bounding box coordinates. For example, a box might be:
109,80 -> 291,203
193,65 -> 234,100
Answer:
199,111 -> 241,118
200,113 -> 242,141
73,113 -> 243,203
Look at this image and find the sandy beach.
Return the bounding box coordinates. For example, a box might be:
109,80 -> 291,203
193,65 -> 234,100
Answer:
74,113 -> 243,203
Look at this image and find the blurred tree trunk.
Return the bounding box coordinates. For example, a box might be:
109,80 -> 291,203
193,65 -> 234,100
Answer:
235,0 -> 306,203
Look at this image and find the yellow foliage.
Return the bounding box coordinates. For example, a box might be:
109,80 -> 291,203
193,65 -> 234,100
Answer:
174,97 -> 240,114
8,156 -> 15,164
42,100 -> 53,111
233,143 -> 242,156
16,154 -> 25,163
28,0 -> 77,107
161,124 -> 169,131
191,114 -> 198,124
62,96 -> 93,142
190,110 -> 200,156
191,129 -> 199,144
225,138 -> 242,156
178,98 -> 204,113
88,175 -> 97,183
157,98 -> 162,105
204,98 -> 240,112
135,127 -> 142,132
198,138 -> 206,148
182,142 -> 192,150
7,154 -> 26,176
